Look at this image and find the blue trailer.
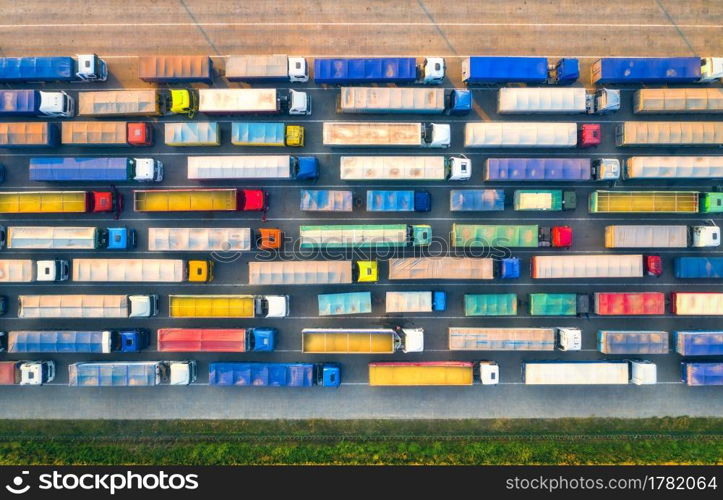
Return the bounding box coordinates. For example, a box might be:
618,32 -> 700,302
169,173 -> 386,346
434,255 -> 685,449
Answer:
366,190 -> 431,212
592,57 -> 702,84
682,362 -> 723,386
674,257 -> 723,279
314,57 -> 418,84
209,362 -> 341,387
4,330 -> 148,353
29,157 -> 163,182
68,361 -> 197,386
0,89 -> 73,118
0,55 -> 108,82
318,292 -> 372,316
450,189 -> 505,211
485,158 -> 594,181
674,331 -> 723,356
300,189 -> 353,212
462,57 -> 578,85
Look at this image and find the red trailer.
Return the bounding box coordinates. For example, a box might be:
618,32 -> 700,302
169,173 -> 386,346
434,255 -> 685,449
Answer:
156,328 -> 276,352
594,292 -> 665,315
0,361 -> 19,385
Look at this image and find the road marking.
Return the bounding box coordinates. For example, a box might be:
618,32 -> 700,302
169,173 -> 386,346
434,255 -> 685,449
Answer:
0,22 -> 719,28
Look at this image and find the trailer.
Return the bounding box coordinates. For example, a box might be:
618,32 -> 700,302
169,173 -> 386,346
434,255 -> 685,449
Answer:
0,55 -> 107,82
388,257 -> 495,280
301,328 -> 424,354
340,155 -> 470,181
674,257 -> 723,278
497,88 -> 619,114
134,189 -> 265,212
187,155 -> 318,180
464,122 -> 577,147
529,294 -> 579,316
69,361 -> 197,386
594,292 -> 666,315
147,227 -> 251,252
605,225 -> 719,248
674,331 -> 723,356
168,294 -> 289,318
682,362 -> 723,386
62,121 -> 152,147
71,258 -> 211,283
156,328 -> 276,352
531,254 -> 657,279
0,89 -> 73,118
300,190 -> 353,212
672,292 -> 723,315
0,259 -> 70,282
616,122 -> 723,147
314,57 -> 444,85
366,190 -> 431,212
29,157 -> 163,183
634,88 -> 723,114
209,362 -> 340,387
138,55 -> 212,83
165,122 -> 220,146
448,327 -> 581,351
368,361 -> 479,386
323,122 -> 450,148
449,190 -> 505,211
4,330 -> 149,353
385,291 -> 447,313
6,226 -> 133,251
462,56 -> 578,85
589,191 -> 700,214
452,224 -> 572,248
225,54 -> 308,82
624,156 -> 723,179
485,157 -> 620,181
231,122 -> 304,147
18,294 -> 157,318
248,260 -> 355,285
78,90 -> 161,117
513,190 -> 576,211
338,87 -> 471,114
299,224 -> 431,248
0,122 -> 57,148
0,191 -> 117,214
318,292 -> 372,316
464,294 -> 518,316
597,331 -> 669,354
198,89 -> 310,115
591,57 -> 715,84
523,361 -> 657,385
0,360 -> 55,385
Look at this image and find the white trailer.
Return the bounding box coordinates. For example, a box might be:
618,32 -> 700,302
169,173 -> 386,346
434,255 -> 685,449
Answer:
197,89 -> 310,115
18,294 -> 157,318
448,327 -> 581,351
147,228 -> 251,252
604,225 -> 719,248
388,257 -> 494,280
531,254 -> 644,279
0,259 -> 33,282
339,87 -> 445,113
522,361 -> 657,385
225,54 -> 308,82
465,122 -> 577,147
6,226 -> 100,250
385,291 -> 446,313
633,88 -> 723,114
323,122 -> 450,148
616,122 -> 723,146
625,156 -> 723,179
72,259 -> 185,282
187,155 -> 294,180
498,88 -> 620,114
340,156 -> 470,181
248,261 -> 353,285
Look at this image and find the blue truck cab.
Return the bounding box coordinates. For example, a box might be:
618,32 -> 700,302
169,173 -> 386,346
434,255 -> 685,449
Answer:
105,227 -> 136,250
498,258 -> 521,279
320,363 -> 342,388
250,327 -> 277,352
295,156 -> 319,180
446,89 -> 472,114
432,291 -> 447,311
116,329 -> 151,352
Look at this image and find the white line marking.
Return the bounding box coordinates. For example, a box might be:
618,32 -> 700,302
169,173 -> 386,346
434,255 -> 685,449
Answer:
1,22 -> 719,28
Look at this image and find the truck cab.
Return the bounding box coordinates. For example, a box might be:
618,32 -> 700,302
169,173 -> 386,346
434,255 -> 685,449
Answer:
579,123 -> 601,148
288,57 -> 309,82
355,261 -> 378,283
129,294 -> 158,318
318,363 -> 341,388
133,158 -> 163,181
292,156 -> 319,180
538,225 -> 573,248
127,122 -> 152,146
168,360 -> 197,385
19,360 -> 55,385
630,360 -> 657,385
422,57 -> 445,84
400,328 -> 425,353
257,228 -> 283,250
592,158 -> 621,180
38,90 -> 74,117
258,295 -> 289,318
249,327 -> 277,352
691,225 -> 720,247
497,257 -> 520,279
557,327 -> 582,351
75,54 -> 108,82
445,89 -> 472,114
36,259 -> 69,281
287,89 -> 311,115
188,260 -> 213,282
645,255 -> 663,277
169,89 -> 197,118
479,361 -> 499,385
240,189 -> 267,211
423,123 -> 451,148
105,227 -> 136,250
91,191 -> 119,213
448,156 -> 471,180
586,89 -> 620,114
413,191 -> 432,212
115,329 -> 150,352
700,57 -> 723,82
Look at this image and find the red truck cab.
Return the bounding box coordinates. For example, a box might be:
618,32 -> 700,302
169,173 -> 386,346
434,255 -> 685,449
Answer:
579,124 -> 601,148
551,226 -> 573,248
127,122 -> 152,146
240,189 -> 267,211
90,191 -> 121,213
646,255 -> 663,277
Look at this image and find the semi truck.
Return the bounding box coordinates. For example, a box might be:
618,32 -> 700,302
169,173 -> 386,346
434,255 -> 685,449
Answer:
318,292 -> 372,316
449,189 -> 505,211
0,54 -> 108,82
0,122 -> 58,148
0,259 -> 69,282
592,57 -> 723,84
604,225 -> 720,248
484,157 -> 620,181
388,257 -> 518,280
616,122 -> 723,146
165,122 -> 220,146
0,191 -> 118,214
448,327 -> 581,351
301,328 -> 424,354
187,155 -> 318,180
314,57 -> 444,84
0,89 -> 73,118
464,122 -> 579,148
497,87 -> 620,114
29,157 -> 163,183
337,87 -> 471,114
633,88 -> 723,114
366,190 -> 431,212
369,361 -> 500,386
462,56 -> 578,85
18,294 -> 158,318
0,360 -> 55,385
62,121 -> 152,147
682,362 -> 723,386
340,155 -> 470,181
147,227 -> 251,252
597,331 -> 669,354
69,361 -> 197,386
299,224 -> 431,248
323,122 -> 450,148
513,190 -> 576,211
464,294 -> 518,316
594,292 -> 666,315
385,291 -> 447,313
225,54 -> 308,82
523,360 -> 657,385
71,258 -> 212,283
248,260 -> 378,285
674,257 -> 723,278
168,294 -> 289,318
77,90 -> 161,117
157,328 -> 276,352
209,362 -> 340,387
531,254 -> 662,279
5,226 -> 134,250
2,330 -> 149,353
624,156 -> 723,179
672,292 -> 723,315
138,55 -> 212,83
231,122 -> 304,147
300,190 -> 353,212
674,331 -> 723,356
452,224 -> 573,248
589,191 -> 702,214
133,188 -> 266,212
197,89 -> 310,115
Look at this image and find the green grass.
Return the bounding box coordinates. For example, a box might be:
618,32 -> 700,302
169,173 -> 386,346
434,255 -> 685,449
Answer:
0,418 -> 721,465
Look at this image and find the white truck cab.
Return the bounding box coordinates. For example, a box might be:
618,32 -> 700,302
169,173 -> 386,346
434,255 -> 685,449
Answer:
692,225 -> 720,247
557,327 -> 582,351
592,158 -> 621,180
700,57 -> 723,82
422,57 -> 445,84
129,294 -> 159,318
75,54 -> 109,82
449,156 -> 472,180
630,360 -> 657,385
288,57 -> 309,82
288,89 -> 311,115
264,295 -> 290,318
36,259 -> 69,282
400,328 -> 425,353
425,123 -> 451,148
133,158 -> 164,182
479,361 -> 499,385
38,90 -> 74,117
19,360 -> 55,385
168,361 -> 198,385
587,89 -> 621,114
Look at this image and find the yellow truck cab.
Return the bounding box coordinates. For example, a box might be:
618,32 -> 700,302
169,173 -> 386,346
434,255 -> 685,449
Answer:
285,125 -> 304,147
188,260 -> 213,282
169,89 -> 197,118
356,261 -> 378,282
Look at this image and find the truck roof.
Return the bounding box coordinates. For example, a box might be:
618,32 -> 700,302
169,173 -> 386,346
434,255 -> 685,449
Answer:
302,328 -> 397,354
7,226 -> 98,249
626,156 -> 723,179
62,121 -> 127,145
187,155 -> 292,179
164,122 -> 219,146
318,292 -> 372,316
339,87 -> 445,113
634,88 -> 723,113
168,295 -> 255,318
523,361 -> 630,385
388,257 -> 494,280
157,328 -> 248,352
368,361 -> 474,386
225,55 -> 289,80
248,260 -> 353,285
198,89 -> 279,113
78,90 -> 160,116
619,122 -> 723,146
449,327 -> 555,351
485,157 -> 591,181
18,294 -> 130,319
465,122 -> 577,147
147,227 -> 251,252
71,258 -> 185,282
532,254 -> 643,279
0,122 -> 55,147
340,156 -> 446,180
594,292 -> 665,315
138,55 -> 212,83
209,362 -> 314,387
498,87 -> 587,113
453,224 -> 538,247
597,331 -> 669,354
323,122 -> 422,146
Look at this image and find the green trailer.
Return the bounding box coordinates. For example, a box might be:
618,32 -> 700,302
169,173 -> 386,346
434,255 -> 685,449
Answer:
464,294 -> 518,316
452,224 -> 539,248
299,224 -> 431,249
529,293 -> 579,316
701,193 -> 723,213
513,190 -> 576,211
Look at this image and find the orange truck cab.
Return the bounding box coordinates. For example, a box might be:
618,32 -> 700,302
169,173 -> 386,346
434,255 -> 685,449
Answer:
127,122 -> 153,146
188,260 -> 214,282
240,189 -> 267,211
257,228 -> 282,249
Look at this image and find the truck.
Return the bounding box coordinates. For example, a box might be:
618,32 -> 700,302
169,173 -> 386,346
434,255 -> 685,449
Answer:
605,225 -> 720,248
449,327 -> 581,351
314,57 -> 444,85
18,294 -> 158,318
366,190 -> 431,212
591,57 -> 723,84
674,257 -> 723,279
0,259 -> 69,282
318,292 -> 372,316
299,224 -> 431,248
513,190 -> 576,211
0,89 -> 73,118
225,54 -> 308,82
187,155 -> 318,180
597,331 -> 669,354
523,360 -> 657,385
452,224 -> 573,248
138,55 -> 212,83
323,122 -> 450,148
69,361 -> 197,386
2,330 -> 149,353
674,331 -> 723,356
497,87 -> 620,114
197,89 -> 311,115
231,122 -> 304,147
133,188 -> 266,212
672,292 -> 723,315
147,227 -> 251,252
624,156 -> 723,179
5,226 -> 134,250
71,258 -> 212,283
484,157 -> 620,181
682,363 -> 723,386
29,157 -> 163,183
337,87 -> 471,114
616,122 -> 723,147
0,191 -> 118,214
464,294 -> 518,316
0,122 -> 58,148
165,122 -> 220,146
589,191 -> 701,214
340,155 -> 470,181
168,294 -> 289,318
462,56 -> 578,85
157,328 -> 276,352
633,88 -> 723,114
77,90 -> 160,117
594,292 -> 666,315
464,122 -> 578,148
388,256 -> 519,280
62,121 -> 152,147
531,254 -> 662,279
0,54 -> 108,82
369,361 -> 501,386
248,260 -> 378,285
385,291 -> 447,313
300,190 -> 353,212
449,189 -> 505,212
529,293 -> 581,316
301,328 -> 424,354
209,362 -> 340,388
0,360 -> 55,385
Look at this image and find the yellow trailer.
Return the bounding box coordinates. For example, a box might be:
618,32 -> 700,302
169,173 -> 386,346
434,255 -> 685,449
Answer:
0,191 -> 89,213
589,191 -> 699,213
368,362 -> 474,386
133,189 -> 239,212
169,295 -> 255,318
301,328 -> 423,354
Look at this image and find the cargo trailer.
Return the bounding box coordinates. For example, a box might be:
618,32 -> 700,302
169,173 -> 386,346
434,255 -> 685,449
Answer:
300,190 -> 353,212
248,260 -> 358,285
299,224 -> 431,248
672,292 -> 723,315
605,225 -> 719,248
464,122 -> 577,147
368,361 -> 480,386
624,156 -> 723,179
0,89 -> 73,118
529,293 -> 579,316
589,191 -> 700,214
0,55 -> 107,82
301,328 -> 424,354
462,57 -> 578,85
449,190 -> 505,211
0,122 -> 57,148
69,361 -> 196,386
523,360 -> 657,385
231,122 -> 304,147
484,157 -> 620,181
157,328 -> 276,352
0,360 -> 55,385
314,57 -> 444,85
591,57 -> 723,84
594,292 -> 666,315
209,362 -> 340,387
197,88 -> 310,115
497,87 -> 619,114
168,294 -> 288,318
225,54 -> 308,82
616,122 -> 723,146
0,191 -> 118,214
464,294 -> 518,316
385,291 -> 447,313
187,155 -> 318,180
18,294 -> 157,318
134,188 -> 266,212
62,121 -> 152,147
78,90 -> 160,117
0,259 -> 69,282
633,88 -> 723,114
597,331 -> 669,354
71,258 -> 212,283
340,155 -> 470,181
29,157 -> 163,183
674,331 -> 723,356
674,257 -> 723,278
448,327 -> 581,351
138,55 -> 212,83
318,292 -> 372,316
388,257 -> 510,280
682,362 -> 723,386
531,254 -> 660,279
164,122 -> 219,146
6,226 -> 133,250
452,224 -> 572,248
323,122 -> 450,148
337,87 -> 471,114
366,190 -> 431,212
3,330 -> 148,353
147,227 -> 251,252
513,190 -> 576,211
